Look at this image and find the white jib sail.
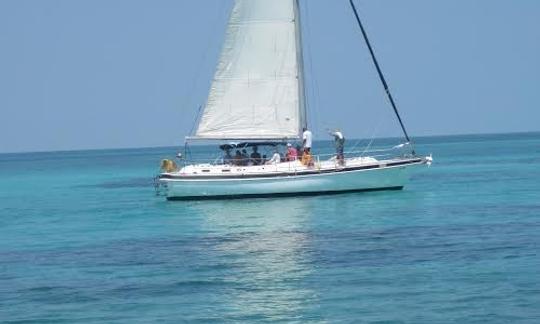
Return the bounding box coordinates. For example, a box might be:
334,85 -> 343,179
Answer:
193,0 -> 306,140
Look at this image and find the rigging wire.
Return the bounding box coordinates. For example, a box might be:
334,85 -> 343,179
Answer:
302,0 -> 322,138
349,109 -> 385,154
188,105 -> 203,137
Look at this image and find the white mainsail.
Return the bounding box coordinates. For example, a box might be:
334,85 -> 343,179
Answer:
193,0 -> 306,140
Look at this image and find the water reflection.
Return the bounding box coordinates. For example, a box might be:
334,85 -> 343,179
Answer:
187,198 -> 320,321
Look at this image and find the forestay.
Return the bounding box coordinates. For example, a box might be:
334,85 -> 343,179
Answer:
193,0 -> 306,140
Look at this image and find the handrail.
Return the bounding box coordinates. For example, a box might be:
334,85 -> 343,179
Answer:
176,147 -> 406,166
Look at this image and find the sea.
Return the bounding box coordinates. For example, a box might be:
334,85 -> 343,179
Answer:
1,132 -> 539,323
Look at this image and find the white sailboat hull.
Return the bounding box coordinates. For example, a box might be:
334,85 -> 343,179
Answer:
159,158 -> 426,200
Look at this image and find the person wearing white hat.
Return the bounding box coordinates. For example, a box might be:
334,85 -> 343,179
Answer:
328,129 -> 345,166
286,143 -> 298,161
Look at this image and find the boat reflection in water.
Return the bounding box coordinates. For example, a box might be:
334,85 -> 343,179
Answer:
187,197 -> 317,320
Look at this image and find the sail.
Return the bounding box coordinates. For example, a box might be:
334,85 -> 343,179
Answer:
193,0 -> 306,140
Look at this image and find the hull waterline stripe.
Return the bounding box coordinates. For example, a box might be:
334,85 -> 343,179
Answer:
166,186 -> 404,201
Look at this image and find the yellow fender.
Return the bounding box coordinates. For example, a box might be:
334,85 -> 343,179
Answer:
160,159 -> 178,172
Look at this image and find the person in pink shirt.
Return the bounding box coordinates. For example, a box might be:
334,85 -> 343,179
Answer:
286,143 -> 298,161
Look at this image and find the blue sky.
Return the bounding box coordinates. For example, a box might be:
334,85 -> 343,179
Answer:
1,0 -> 539,153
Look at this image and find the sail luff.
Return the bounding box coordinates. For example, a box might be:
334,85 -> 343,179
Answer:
294,0 -> 307,133
193,0 -> 305,141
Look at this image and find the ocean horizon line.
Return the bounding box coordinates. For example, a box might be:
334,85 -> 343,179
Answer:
1,130 -> 539,156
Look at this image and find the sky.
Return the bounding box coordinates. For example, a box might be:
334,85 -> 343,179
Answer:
1,0 -> 539,153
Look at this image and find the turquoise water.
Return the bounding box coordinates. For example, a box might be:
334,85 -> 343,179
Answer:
1,133 -> 539,323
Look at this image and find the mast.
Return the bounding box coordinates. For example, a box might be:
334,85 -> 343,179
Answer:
349,0 -> 414,151
294,0 -> 308,132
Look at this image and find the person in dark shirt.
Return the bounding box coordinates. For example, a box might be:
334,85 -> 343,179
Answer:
223,148 -> 233,165
250,146 -> 262,165
233,150 -> 243,166
241,149 -> 249,166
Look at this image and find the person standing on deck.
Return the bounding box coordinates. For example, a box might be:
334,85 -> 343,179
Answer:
301,128 -> 314,167
302,127 -> 312,154
328,129 -> 345,166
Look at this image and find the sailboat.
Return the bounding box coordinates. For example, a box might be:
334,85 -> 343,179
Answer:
157,0 -> 432,200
